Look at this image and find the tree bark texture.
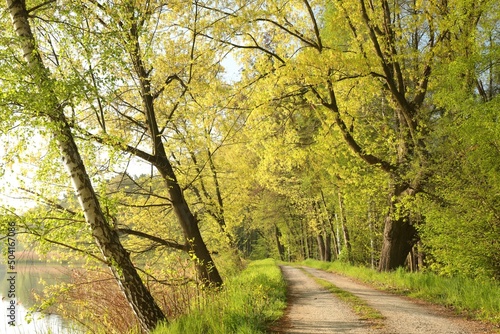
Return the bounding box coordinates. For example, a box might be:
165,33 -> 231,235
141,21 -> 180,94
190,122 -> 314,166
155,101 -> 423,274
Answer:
378,214 -> 417,271
6,1 -> 166,331
128,34 -> 223,287
378,187 -> 418,271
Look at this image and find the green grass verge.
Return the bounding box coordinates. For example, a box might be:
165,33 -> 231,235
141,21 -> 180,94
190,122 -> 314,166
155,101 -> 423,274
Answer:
153,259 -> 287,334
300,268 -> 384,327
301,259 -> 500,326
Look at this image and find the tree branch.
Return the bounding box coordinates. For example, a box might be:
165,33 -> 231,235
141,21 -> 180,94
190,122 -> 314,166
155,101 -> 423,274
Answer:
254,17 -> 319,51
26,0 -> 55,14
312,83 -> 396,173
18,187 -> 78,216
198,32 -> 285,64
117,228 -> 188,252
302,0 -> 323,51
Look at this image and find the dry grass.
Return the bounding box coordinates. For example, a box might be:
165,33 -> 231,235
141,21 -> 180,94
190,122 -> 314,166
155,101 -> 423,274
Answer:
35,257 -> 208,333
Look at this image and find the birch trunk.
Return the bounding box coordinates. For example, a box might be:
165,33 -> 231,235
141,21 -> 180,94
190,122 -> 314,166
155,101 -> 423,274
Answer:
6,0 -> 166,331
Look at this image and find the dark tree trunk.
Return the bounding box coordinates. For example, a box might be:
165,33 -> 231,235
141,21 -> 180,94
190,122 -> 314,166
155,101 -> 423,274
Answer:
274,225 -> 285,261
317,234 -> 326,261
156,159 -> 223,286
324,233 -> 332,262
128,23 -> 222,287
378,183 -> 419,271
378,215 -> 417,271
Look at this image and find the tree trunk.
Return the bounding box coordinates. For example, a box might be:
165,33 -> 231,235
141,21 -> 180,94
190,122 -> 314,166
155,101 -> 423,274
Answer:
378,215 -> 417,270
274,225 -> 285,261
328,216 -> 340,259
300,219 -> 308,260
319,190 -> 339,259
378,187 -> 418,271
156,159 -> 223,286
58,120 -> 167,331
338,192 -> 353,263
317,234 -> 326,261
324,233 -> 332,262
6,1 -> 166,331
368,204 -> 376,269
369,220 -> 376,270
128,25 -> 222,287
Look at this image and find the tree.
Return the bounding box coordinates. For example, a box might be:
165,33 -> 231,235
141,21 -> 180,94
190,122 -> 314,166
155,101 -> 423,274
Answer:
208,0 -> 497,270
415,3 -> 500,278
75,0 -> 224,286
3,0 -> 166,331
5,0 -> 230,287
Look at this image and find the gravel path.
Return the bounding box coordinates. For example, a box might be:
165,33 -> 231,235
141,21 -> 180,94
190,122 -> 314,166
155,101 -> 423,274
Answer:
271,266 -> 374,334
272,265 -> 495,334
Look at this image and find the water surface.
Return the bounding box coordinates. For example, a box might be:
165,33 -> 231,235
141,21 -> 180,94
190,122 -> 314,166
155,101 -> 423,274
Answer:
0,263 -> 74,334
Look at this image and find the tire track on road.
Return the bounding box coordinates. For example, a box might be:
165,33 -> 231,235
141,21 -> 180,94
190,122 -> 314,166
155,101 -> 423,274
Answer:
272,266 -> 376,334
301,266 -> 493,334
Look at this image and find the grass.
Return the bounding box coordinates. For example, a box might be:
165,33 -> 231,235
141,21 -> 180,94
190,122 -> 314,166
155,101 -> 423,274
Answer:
301,259 -> 500,327
300,268 -> 385,327
153,258 -> 287,334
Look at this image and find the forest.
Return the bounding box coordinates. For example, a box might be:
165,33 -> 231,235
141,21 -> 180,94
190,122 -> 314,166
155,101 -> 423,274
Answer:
0,0 -> 498,332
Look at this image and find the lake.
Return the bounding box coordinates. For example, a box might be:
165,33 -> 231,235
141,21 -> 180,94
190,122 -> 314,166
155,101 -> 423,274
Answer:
0,263 -> 77,334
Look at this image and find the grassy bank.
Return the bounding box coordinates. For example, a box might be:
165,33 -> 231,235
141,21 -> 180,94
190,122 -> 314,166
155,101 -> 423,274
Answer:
302,259 -> 500,326
153,259 -> 287,334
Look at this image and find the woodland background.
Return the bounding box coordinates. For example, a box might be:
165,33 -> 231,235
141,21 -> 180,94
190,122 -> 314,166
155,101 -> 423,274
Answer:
0,0 -> 498,332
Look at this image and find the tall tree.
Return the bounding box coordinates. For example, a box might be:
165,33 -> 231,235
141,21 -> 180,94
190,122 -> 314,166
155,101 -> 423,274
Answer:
209,0 -> 496,270
20,0 -> 228,286
3,0 -> 166,331
415,2 -> 500,278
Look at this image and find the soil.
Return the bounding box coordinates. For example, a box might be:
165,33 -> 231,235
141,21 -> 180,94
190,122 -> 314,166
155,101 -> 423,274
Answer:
270,265 -> 498,334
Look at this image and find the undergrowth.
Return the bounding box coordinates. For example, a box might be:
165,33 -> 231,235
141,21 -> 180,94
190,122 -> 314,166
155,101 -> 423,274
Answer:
153,258 -> 287,334
302,259 -> 500,326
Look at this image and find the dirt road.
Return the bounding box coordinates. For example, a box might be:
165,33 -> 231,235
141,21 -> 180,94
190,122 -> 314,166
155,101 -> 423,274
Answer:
272,266 -> 496,334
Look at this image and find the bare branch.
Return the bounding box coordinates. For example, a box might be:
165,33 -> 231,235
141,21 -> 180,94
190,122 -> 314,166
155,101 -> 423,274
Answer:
117,228 -> 188,252
255,17 -> 319,51
198,31 -> 285,64
27,0 -> 56,14
18,187 -> 78,216
302,0 -> 323,51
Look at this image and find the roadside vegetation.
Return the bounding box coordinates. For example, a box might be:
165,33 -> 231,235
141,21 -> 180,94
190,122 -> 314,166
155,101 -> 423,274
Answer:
302,259 -> 500,326
153,259 -> 286,334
